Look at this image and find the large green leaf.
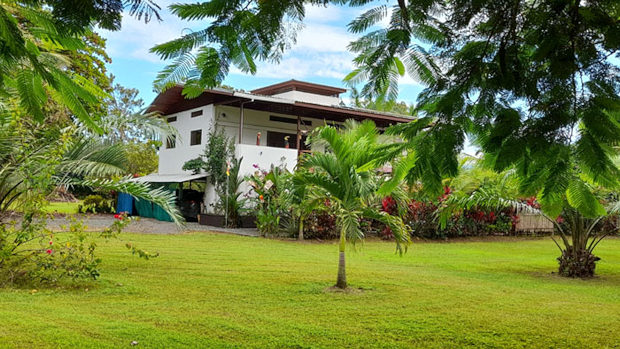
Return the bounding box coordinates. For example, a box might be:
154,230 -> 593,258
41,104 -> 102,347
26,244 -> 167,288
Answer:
566,179 -> 606,218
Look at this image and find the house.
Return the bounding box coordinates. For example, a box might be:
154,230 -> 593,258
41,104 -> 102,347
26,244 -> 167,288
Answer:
137,80 -> 413,220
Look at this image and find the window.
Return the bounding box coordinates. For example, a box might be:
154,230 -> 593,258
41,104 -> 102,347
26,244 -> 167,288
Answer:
269,115 -> 311,126
166,116 -> 177,123
191,110 -> 203,118
190,130 -> 202,146
166,135 -> 176,149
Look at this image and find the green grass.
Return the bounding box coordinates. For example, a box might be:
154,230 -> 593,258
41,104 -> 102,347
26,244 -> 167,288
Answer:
41,201 -> 81,214
1,234 -> 619,348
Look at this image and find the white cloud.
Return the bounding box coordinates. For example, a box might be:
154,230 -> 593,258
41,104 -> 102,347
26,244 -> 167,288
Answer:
398,74 -> 426,87
230,52 -> 354,80
304,4 -> 347,23
99,2 -> 201,63
100,5 -> 354,66
293,23 -> 354,53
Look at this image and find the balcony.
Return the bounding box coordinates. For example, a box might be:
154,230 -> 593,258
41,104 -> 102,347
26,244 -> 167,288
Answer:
235,144 -> 298,176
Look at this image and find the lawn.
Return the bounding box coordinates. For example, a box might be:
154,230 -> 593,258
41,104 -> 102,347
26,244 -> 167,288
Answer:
1,233 -> 619,348
41,201 -> 81,214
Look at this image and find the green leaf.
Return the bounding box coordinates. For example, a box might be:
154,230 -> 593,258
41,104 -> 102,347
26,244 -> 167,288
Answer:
393,56 -> 406,76
566,179 -> 606,218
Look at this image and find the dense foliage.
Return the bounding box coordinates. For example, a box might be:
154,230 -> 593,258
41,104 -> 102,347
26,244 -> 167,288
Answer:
153,0 -> 620,220
78,195 -> 115,214
0,1 -> 182,286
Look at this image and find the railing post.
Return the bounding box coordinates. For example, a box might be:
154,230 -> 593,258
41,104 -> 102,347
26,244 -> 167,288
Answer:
296,115 -> 301,157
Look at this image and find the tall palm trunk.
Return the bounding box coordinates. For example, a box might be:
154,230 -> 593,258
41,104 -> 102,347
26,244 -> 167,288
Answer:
336,229 -> 347,289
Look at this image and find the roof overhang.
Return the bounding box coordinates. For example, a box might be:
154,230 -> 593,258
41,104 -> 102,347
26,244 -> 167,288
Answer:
146,86 -> 414,127
130,173 -> 208,183
250,79 -> 347,96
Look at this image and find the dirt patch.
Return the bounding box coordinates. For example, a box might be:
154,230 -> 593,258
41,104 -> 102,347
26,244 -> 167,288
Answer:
324,286 -> 370,294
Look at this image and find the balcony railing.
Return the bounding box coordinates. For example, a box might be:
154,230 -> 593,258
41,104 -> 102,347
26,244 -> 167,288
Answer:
235,144 -> 298,175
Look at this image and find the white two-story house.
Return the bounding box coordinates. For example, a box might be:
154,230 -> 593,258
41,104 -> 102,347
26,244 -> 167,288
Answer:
138,80 -> 413,219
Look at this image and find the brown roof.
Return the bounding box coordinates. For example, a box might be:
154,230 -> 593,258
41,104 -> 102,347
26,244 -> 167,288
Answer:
146,85 -> 234,115
146,86 -> 413,127
250,79 -> 347,96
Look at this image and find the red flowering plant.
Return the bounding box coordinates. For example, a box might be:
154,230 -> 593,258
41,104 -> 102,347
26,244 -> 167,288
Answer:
403,185 -> 516,238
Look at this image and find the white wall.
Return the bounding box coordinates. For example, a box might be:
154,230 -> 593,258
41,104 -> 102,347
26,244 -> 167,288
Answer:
235,144 -> 298,204
235,144 -> 298,176
158,105 -> 215,174
272,90 -> 340,106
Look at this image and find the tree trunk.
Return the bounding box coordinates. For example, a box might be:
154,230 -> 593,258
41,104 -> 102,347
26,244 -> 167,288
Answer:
298,215 -> 304,241
558,248 -> 600,278
335,230 -> 347,289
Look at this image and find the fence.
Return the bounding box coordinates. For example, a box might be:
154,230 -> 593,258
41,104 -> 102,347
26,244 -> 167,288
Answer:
515,213 -> 554,233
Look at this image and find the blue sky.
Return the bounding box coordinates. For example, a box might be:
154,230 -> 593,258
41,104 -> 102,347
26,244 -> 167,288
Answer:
98,0 -> 425,107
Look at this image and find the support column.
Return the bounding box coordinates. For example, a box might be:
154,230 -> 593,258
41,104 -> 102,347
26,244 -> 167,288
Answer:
238,103 -> 244,144
296,115 -> 301,157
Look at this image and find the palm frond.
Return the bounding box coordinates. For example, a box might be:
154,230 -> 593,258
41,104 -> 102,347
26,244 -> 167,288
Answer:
78,177 -> 184,225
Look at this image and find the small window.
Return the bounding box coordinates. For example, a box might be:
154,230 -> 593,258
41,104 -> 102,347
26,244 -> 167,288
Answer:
191,110 -> 203,118
190,130 -> 202,146
269,115 -> 311,126
166,135 -> 176,149
167,116 -> 177,123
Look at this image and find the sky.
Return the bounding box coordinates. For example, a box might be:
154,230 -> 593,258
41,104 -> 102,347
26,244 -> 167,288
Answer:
98,0 -> 425,107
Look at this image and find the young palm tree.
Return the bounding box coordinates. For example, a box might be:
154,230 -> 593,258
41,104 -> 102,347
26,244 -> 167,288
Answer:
299,120 -> 410,289
439,180 -> 617,278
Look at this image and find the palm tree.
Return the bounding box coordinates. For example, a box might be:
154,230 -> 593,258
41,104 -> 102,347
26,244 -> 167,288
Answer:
0,115 -> 182,223
439,178 -> 617,278
299,120 -> 410,289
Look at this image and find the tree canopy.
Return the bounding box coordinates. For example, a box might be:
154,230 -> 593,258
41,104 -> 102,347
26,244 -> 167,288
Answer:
0,0 -> 161,131
154,0 -> 620,218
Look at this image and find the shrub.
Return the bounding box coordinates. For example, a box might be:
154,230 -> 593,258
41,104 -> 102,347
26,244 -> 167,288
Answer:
303,210 -> 338,240
404,199 -> 516,239
0,212 -> 157,286
247,165 -> 294,237
78,195 -> 114,214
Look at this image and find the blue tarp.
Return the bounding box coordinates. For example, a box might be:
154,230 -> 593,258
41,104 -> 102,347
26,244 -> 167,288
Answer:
131,183 -> 175,222
116,192 -> 134,214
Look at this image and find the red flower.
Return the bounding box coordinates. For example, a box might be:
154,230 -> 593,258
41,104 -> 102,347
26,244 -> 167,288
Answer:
46,249 -> 52,255
556,216 -> 564,224
49,241 -> 53,245
259,195 -> 264,201
114,214 -> 121,220
525,197 -> 541,209
488,211 -> 496,222
381,196 -> 397,215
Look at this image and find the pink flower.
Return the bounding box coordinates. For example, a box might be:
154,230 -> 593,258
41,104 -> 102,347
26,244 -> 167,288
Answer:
252,164 -> 259,169
46,249 -> 52,255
